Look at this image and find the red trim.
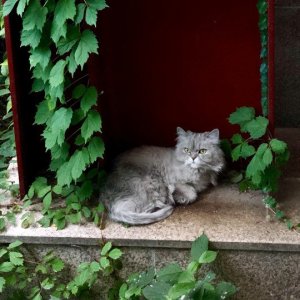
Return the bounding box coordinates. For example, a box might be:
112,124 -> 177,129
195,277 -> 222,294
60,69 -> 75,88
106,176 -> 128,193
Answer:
4,15 -> 26,197
268,0 -> 275,132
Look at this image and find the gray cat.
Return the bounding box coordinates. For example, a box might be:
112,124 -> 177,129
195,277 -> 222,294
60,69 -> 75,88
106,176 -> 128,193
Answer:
100,127 -> 225,225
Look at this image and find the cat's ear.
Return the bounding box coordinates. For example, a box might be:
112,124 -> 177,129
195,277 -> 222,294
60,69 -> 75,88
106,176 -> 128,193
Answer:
177,127 -> 186,136
207,129 -> 219,142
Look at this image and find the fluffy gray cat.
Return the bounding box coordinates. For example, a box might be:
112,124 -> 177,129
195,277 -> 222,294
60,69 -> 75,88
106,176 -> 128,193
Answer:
100,127 -> 225,225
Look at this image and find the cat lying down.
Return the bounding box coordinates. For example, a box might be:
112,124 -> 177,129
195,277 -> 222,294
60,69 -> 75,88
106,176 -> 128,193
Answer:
100,127 -> 225,225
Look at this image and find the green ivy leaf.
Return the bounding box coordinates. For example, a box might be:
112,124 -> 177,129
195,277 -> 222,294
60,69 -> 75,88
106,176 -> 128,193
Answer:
108,248 -> 122,260
216,282 -> 237,298
67,212 -> 82,224
85,6 -> 98,27
52,184 -> 63,195
29,46 -> 51,70
0,262 -> 14,272
263,196 -> 277,209
57,26 -> 80,56
41,277 -> 55,290
240,143 -> 256,159
16,0 -> 27,16
81,110 -> 102,142
100,257 -> 110,269
142,282 -> 171,300
86,0 -> 108,10
7,240 -> 23,249
34,100 -> 53,125
262,148 -> 273,166
157,263 -> 182,284
3,0 -> 18,16
244,116 -> 269,139
231,145 -> 241,162
275,210 -> 285,219
38,186 -> 51,198
75,3 -> 86,24
0,249 -> 8,258
81,86 -> 98,114
168,282 -> 195,299
43,107 -> 73,149
53,0 -> 76,27
21,28 -> 42,49
270,139 -> 287,154
23,0 -> 48,32
67,50 -> 77,76
101,242 -> 112,256
186,261 -> 199,275
0,218 -> 6,232
228,107 -> 255,125
88,136 -> 105,163
191,234 -> 208,261
177,270 -> 195,284
231,133 -> 243,145
0,277 -> 5,293
9,251 -> 24,266
246,155 -> 265,178
49,60 -> 66,88
51,258 -> 64,272
256,143 -> 268,156
32,292 -> 42,300
43,192 -> 52,210
51,21 -> 67,44
82,206 -> 91,218
75,30 -> 98,69
38,216 -> 51,228
90,261 -> 101,272
70,149 -> 90,181
54,216 -> 66,230
198,250 -> 217,264
57,161 -> 73,186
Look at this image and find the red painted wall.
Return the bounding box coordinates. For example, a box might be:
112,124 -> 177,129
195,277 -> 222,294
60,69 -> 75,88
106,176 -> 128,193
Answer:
90,0 -> 266,159
5,0 -> 274,194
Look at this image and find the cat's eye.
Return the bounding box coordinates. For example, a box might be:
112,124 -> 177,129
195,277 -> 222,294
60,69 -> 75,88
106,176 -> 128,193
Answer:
199,149 -> 207,154
184,147 -> 190,153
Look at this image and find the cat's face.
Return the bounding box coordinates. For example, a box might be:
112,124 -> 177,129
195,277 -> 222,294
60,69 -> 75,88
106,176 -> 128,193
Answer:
175,127 -> 224,171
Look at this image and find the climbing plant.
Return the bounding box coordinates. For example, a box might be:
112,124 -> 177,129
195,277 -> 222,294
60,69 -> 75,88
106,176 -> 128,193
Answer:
3,0 -> 107,229
224,1 -> 297,230
257,0 -> 268,116
226,106 -> 292,227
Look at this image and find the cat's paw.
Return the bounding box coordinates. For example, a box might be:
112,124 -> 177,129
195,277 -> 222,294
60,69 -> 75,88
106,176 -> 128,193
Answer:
173,184 -> 197,205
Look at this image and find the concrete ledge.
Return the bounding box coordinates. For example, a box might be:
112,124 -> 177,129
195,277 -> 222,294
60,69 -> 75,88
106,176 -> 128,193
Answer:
0,181 -> 300,252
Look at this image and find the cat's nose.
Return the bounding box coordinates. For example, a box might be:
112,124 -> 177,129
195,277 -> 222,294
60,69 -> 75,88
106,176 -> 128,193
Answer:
191,154 -> 198,160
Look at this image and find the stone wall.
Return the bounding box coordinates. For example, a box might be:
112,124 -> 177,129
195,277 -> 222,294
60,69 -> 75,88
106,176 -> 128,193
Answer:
275,0 -> 300,127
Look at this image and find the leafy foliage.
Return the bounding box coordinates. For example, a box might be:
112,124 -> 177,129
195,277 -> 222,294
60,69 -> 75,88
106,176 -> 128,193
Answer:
227,106 -> 291,228
0,235 -> 236,299
3,0 -> 107,228
228,106 -> 289,193
0,239 -> 122,299
119,233 -> 236,300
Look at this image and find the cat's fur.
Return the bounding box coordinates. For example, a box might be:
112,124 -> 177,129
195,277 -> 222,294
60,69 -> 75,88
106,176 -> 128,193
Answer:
100,127 -> 225,225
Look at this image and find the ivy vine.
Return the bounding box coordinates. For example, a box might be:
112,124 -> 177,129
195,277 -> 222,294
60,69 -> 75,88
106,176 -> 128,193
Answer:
3,0 -> 108,229
257,0 -> 268,116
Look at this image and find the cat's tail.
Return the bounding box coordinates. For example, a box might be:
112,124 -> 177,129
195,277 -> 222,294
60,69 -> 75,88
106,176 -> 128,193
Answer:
109,203 -> 174,225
